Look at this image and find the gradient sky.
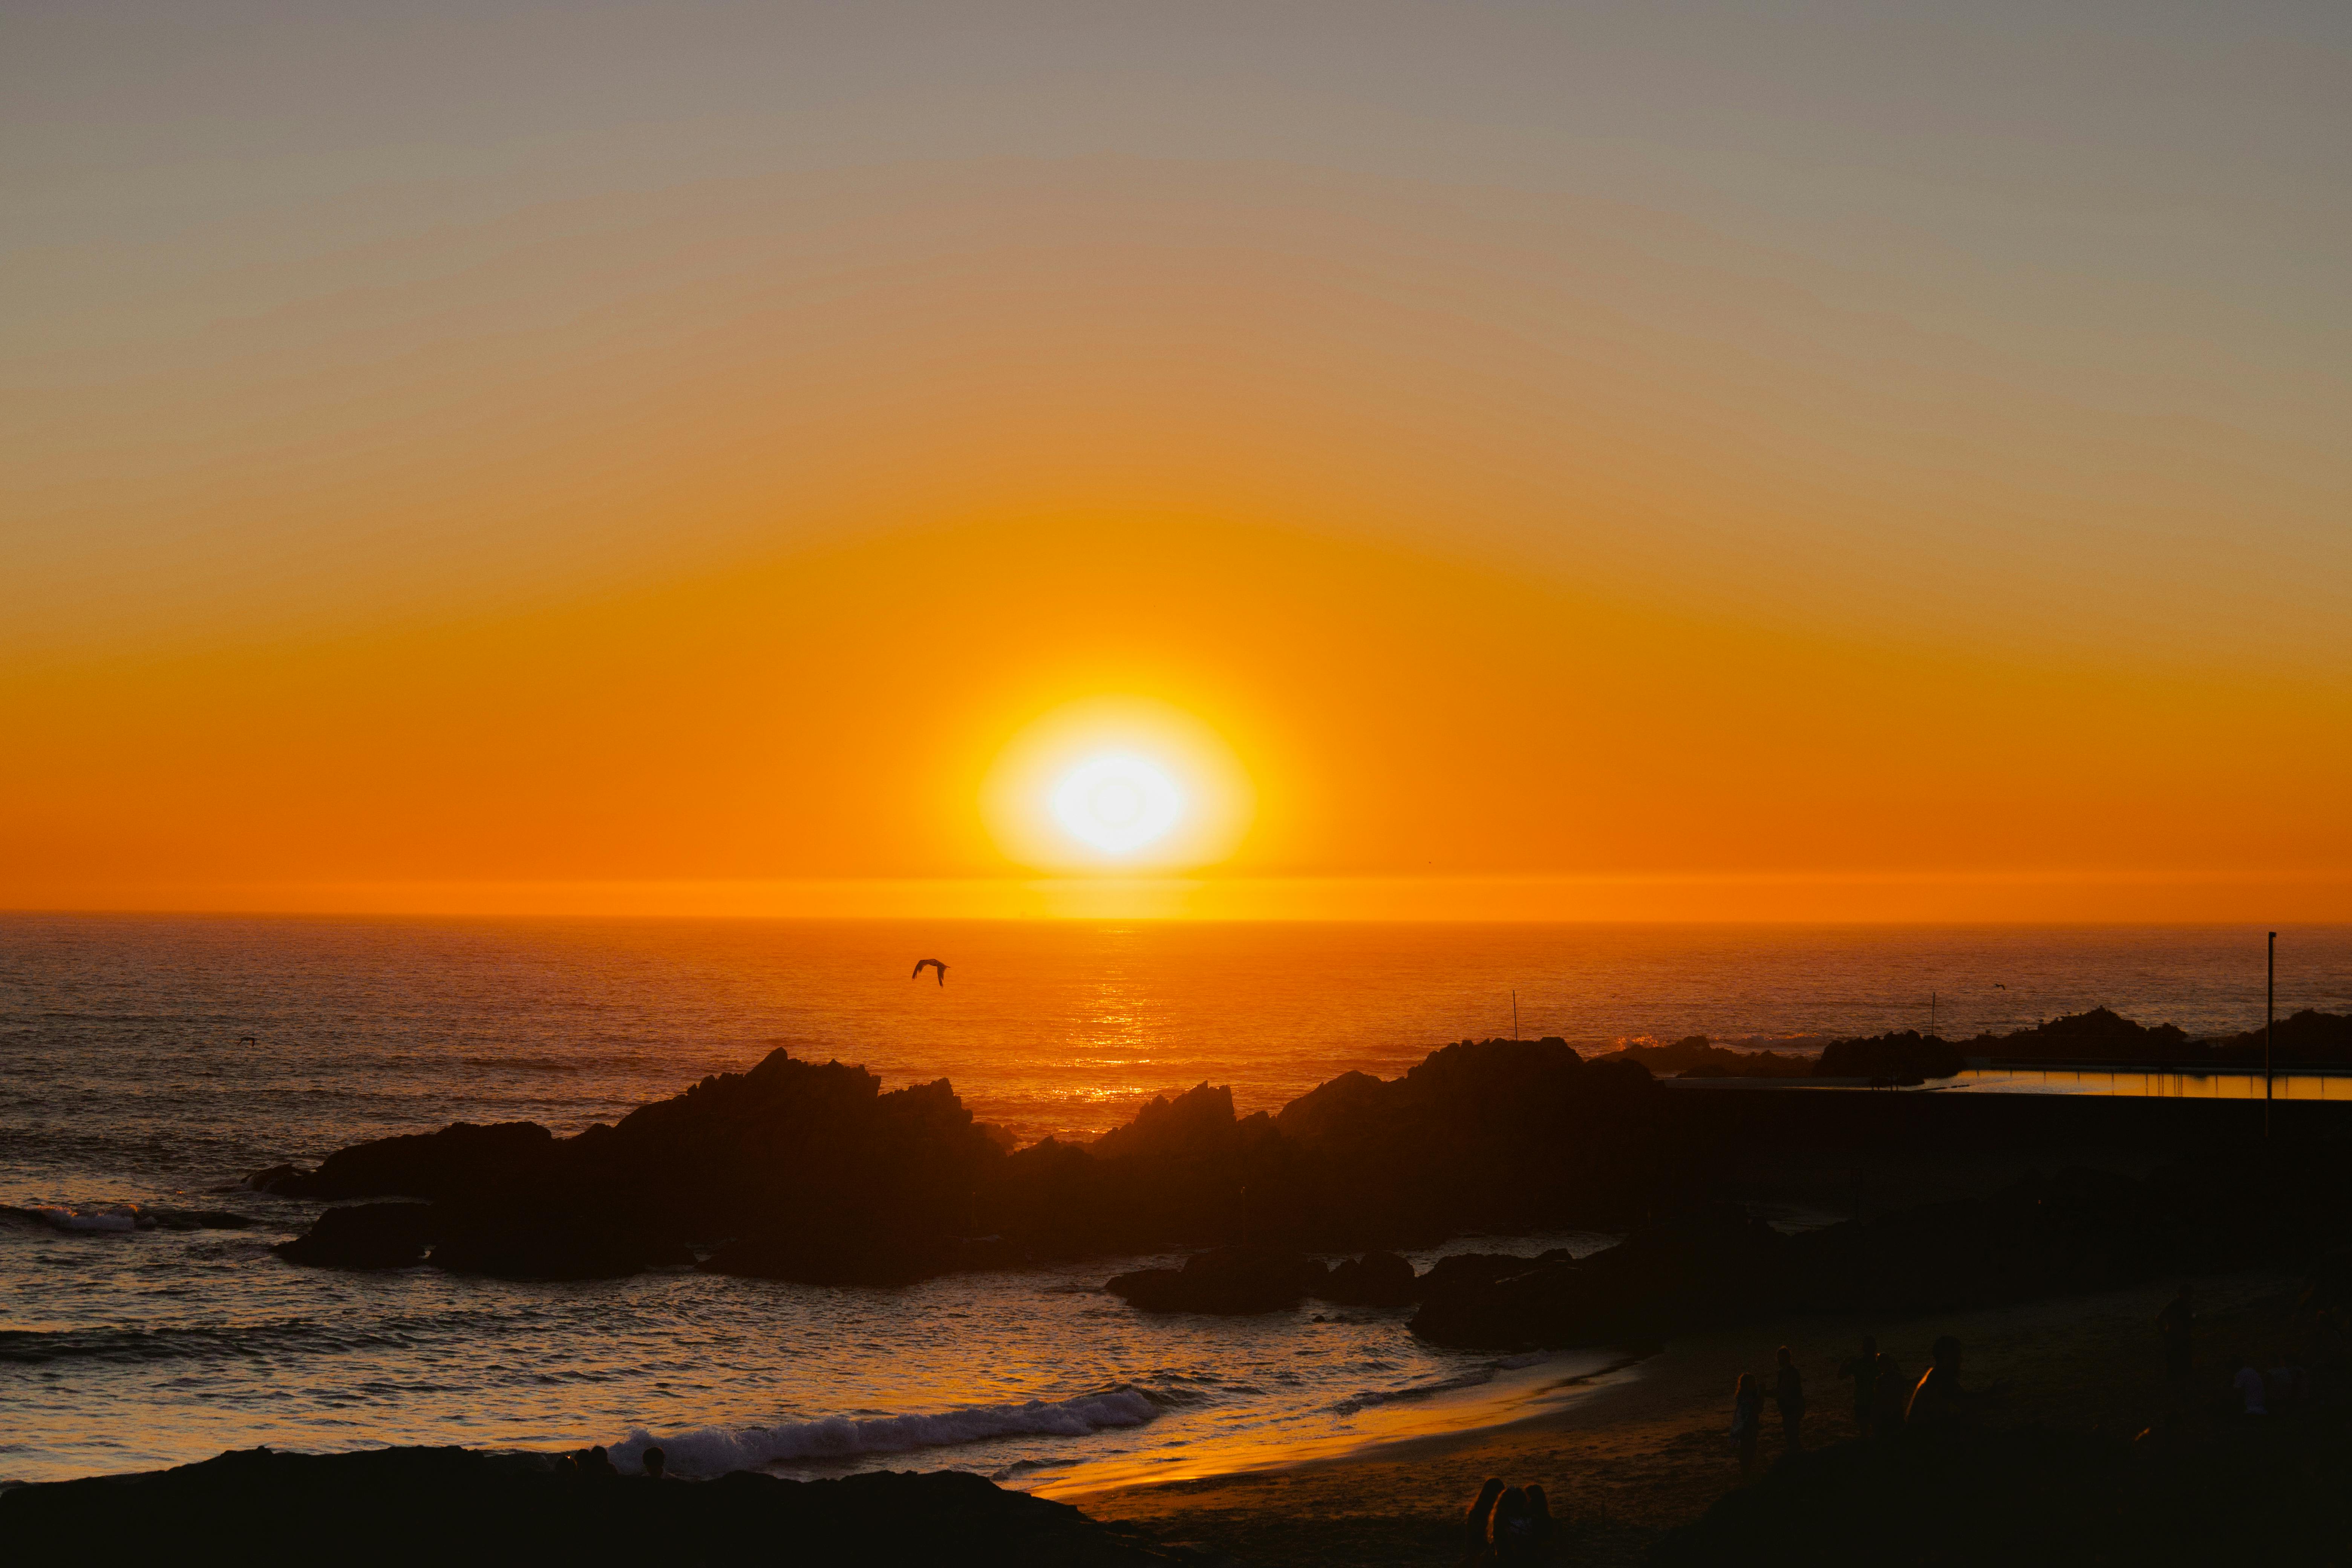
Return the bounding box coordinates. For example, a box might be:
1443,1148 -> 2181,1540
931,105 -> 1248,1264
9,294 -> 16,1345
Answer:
6,2 -> 2349,919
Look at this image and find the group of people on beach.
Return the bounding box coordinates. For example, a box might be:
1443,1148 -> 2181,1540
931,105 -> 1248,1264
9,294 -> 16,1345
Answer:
2167,1281 -> 2311,1421
1732,1332 -> 1995,1478
1459,1477 -> 1556,1564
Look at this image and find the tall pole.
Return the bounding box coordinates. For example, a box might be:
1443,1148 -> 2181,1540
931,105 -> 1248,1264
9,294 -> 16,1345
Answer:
1512,990 -> 1519,1040
2266,931 -> 2276,1135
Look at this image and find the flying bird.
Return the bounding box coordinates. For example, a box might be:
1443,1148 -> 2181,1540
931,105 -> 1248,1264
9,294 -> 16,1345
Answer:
912,958 -> 948,986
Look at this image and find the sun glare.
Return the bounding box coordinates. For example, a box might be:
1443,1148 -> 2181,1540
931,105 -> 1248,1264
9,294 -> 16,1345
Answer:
982,697 -> 1253,873
1050,753 -> 1185,854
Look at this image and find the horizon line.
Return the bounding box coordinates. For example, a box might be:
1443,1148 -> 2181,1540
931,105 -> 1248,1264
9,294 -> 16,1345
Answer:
5,871 -> 2350,924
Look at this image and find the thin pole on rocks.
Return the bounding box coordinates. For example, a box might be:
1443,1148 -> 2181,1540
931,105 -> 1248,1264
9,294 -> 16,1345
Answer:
2266,930 -> 2277,1136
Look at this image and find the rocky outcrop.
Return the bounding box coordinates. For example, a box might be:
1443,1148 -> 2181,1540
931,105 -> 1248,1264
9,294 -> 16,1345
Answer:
262,1035 -> 1672,1287
1320,1250 -> 1419,1306
272,1202 -> 437,1269
1410,1207 -> 1782,1349
1593,1035 -> 1817,1079
261,1122 -> 559,1202
1106,1247 -> 1329,1314
0,1444 -> 1207,1565
1813,1030 -> 1963,1081
1971,1006 -> 2195,1062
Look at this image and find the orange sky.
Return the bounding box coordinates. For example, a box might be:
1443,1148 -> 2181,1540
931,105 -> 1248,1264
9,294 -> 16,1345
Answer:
7,14 -> 2350,922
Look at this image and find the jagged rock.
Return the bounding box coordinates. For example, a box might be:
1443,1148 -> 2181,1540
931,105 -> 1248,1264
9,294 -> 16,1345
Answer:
273,1203 -> 438,1269
1319,1250 -> 1419,1306
251,1035 -> 1678,1288
1106,1247 -> 1328,1314
1814,1031 -> 1962,1080
297,1121 -> 558,1201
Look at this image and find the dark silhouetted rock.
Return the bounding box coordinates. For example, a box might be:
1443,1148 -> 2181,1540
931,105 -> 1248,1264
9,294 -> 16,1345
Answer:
1814,1030 -> 1963,1081
1106,1247 -> 1328,1314
1319,1250 -> 1419,1306
297,1120 -> 559,1201
1974,1006 -> 2194,1063
1595,1035 -> 1817,1079
1412,1206 -> 1786,1349
428,1205 -> 691,1281
273,1202 -> 438,1269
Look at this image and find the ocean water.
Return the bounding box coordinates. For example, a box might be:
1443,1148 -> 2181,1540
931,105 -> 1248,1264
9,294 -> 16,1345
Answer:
4,915 -> 2348,1488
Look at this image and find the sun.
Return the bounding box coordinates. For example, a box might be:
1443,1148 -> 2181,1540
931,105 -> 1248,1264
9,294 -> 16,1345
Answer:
981,697 -> 1253,873
1050,753 -> 1185,854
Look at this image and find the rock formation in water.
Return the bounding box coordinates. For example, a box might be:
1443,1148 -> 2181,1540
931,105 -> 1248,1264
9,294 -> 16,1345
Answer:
1105,1246 -> 1330,1314
260,1035 -> 1675,1286
0,1444 -> 1206,1565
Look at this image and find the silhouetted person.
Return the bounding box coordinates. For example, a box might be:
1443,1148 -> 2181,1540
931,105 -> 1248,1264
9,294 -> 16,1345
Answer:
1906,1336 -> 1996,1427
1871,1350 -> 1908,1439
2232,1357 -> 2268,1416
911,958 -> 948,986
1525,1484 -> 1555,1556
1462,1478 -> 1505,1563
1490,1487 -> 1537,1564
1732,1373 -> 1766,1478
2158,1282 -> 2195,1405
579,1444 -> 620,1480
1770,1345 -> 1805,1452
1839,1334 -> 1880,1439
642,1446 -> 667,1480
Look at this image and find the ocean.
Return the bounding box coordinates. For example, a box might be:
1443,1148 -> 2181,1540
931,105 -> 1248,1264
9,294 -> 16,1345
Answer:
5,915 -> 2347,1488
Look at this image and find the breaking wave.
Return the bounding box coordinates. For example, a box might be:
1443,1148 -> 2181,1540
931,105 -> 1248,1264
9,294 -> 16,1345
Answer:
1326,1352 -> 1550,1417
609,1386 -> 1162,1476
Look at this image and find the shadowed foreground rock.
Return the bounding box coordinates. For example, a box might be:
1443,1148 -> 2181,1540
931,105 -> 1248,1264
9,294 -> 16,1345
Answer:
0,1446 -> 1227,1566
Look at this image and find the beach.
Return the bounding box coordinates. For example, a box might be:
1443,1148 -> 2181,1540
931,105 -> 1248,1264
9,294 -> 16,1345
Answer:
1068,1270 -> 2304,1565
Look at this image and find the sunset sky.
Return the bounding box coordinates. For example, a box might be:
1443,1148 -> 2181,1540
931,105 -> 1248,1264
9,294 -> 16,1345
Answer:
6,2 -> 2349,920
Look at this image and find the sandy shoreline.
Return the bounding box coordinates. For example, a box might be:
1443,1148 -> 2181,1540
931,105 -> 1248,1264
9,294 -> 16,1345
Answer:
1063,1271 -> 2300,1566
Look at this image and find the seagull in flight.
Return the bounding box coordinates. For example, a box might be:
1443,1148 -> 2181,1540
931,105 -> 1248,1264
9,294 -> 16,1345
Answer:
911,958 -> 948,986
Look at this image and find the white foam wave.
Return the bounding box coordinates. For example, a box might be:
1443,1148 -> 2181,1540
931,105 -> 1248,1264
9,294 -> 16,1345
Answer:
1328,1352 -> 1551,1416
610,1386 -> 1161,1477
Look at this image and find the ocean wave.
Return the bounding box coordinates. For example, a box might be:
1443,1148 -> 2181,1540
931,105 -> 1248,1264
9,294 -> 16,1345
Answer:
610,1386 -> 1161,1476
1326,1353 -> 1550,1417
4,1203 -> 142,1233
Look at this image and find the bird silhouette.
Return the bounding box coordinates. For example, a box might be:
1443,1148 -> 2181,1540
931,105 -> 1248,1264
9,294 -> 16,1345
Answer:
912,958 -> 948,986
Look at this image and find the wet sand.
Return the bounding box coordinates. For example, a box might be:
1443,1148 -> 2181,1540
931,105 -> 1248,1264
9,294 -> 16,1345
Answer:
1066,1271 -> 2299,1566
